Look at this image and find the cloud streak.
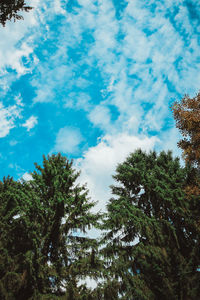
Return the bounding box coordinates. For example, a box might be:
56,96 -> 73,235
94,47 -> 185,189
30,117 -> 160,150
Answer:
28,0 -> 200,135
0,102 -> 22,138
53,126 -> 83,154
22,115 -> 38,131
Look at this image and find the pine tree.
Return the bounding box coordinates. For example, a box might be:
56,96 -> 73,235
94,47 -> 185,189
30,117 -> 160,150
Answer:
0,154 -> 100,299
101,150 -> 199,300
0,176 -> 34,299
0,0 -> 32,27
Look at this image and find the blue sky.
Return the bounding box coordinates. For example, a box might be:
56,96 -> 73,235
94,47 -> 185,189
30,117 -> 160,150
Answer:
0,0 -> 200,211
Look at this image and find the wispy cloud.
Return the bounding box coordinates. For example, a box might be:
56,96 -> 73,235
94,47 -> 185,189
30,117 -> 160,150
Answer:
0,102 -> 22,138
53,126 -> 83,154
26,0 -> 199,129
22,172 -> 33,181
22,115 -> 38,131
0,0 -> 40,75
64,92 -> 91,111
80,0 -> 200,135
88,105 -> 111,131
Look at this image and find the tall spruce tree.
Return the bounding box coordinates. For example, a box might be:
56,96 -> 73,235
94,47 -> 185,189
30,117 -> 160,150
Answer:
0,154 -> 100,299
0,0 -> 32,26
101,150 -> 199,300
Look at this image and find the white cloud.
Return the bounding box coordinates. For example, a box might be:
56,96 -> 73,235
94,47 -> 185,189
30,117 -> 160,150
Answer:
14,94 -> 24,107
76,133 -> 157,212
88,105 -> 111,131
22,115 -> 38,131
53,0 -> 66,15
84,0 -> 200,135
0,0 -> 40,75
29,0 -> 99,105
0,102 -> 22,138
9,140 -> 18,146
30,0 -> 118,105
27,0 -> 200,139
54,127 -> 83,154
22,172 -> 33,181
64,92 -> 91,111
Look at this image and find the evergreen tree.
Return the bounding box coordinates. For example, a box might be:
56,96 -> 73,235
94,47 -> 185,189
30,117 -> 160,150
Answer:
0,0 -> 32,27
0,154 -> 100,299
101,150 -> 199,300
0,176 -> 34,299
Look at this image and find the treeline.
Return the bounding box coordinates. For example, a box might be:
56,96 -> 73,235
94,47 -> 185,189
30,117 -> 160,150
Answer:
0,94 -> 199,299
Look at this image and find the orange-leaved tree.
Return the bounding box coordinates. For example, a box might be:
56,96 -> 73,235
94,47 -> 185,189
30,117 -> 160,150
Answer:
172,92 -> 200,195
172,92 -> 200,167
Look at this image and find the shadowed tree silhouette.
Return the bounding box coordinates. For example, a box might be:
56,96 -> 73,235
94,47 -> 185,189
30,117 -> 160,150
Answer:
0,154 -> 101,299
100,150 -> 200,300
0,0 -> 32,26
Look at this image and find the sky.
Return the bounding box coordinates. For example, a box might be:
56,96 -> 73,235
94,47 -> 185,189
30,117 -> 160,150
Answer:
0,0 -> 200,212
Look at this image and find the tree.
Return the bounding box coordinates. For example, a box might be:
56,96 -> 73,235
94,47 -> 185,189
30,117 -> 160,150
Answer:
0,176 -> 33,299
171,92 -> 200,169
0,154 -> 100,299
0,0 -> 32,27
171,92 -> 200,196
171,91 -> 200,296
101,150 -> 199,300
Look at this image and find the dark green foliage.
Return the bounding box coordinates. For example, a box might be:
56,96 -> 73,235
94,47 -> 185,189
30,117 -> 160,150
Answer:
0,151 -> 199,299
101,150 -> 199,300
0,0 -> 32,26
0,154 -> 100,299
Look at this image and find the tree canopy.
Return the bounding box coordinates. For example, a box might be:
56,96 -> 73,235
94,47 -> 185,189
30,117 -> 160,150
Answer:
101,150 -> 199,300
0,150 -> 199,299
0,0 -> 32,26
0,154 -> 100,299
